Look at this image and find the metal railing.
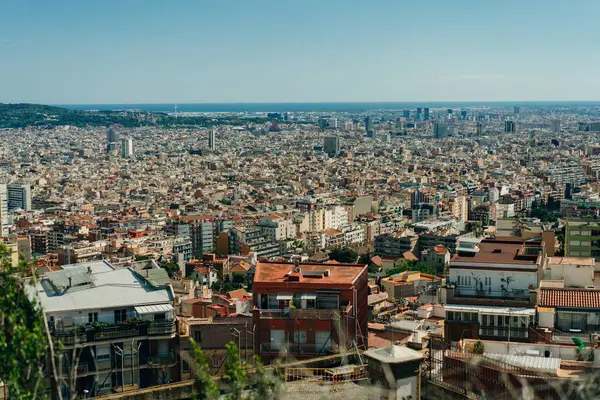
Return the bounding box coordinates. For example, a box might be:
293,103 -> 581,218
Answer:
147,352 -> 177,366
94,327 -> 140,341
285,364 -> 368,384
258,307 -> 347,319
147,321 -> 176,336
61,363 -> 89,376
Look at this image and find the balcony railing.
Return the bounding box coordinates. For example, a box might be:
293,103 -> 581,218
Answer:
479,326 -> 529,338
147,321 -> 176,336
52,319 -> 177,344
262,343 -> 337,355
147,352 -> 177,366
552,329 -> 593,344
61,363 -> 89,376
258,307 -> 349,319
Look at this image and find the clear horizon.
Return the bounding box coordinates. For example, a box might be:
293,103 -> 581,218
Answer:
2,0 -> 600,104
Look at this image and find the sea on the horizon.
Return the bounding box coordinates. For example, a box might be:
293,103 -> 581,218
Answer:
57,101 -> 600,114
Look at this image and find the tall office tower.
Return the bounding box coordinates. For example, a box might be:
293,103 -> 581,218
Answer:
514,106 -> 520,115
505,120 -> 516,133
0,184 -> 8,236
403,110 -> 410,119
317,118 -> 328,129
208,129 -> 216,150
323,136 -> 341,155
476,122 -> 483,135
121,138 -> 133,158
364,116 -> 375,136
7,183 -> 31,212
106,127 -> 118,143
424,107 -> 430,120
551,119 -> 561,133
328,118 -> 339,129
460,110 -> 467,120
417,107 -> 422,114
385,132 -> 391,144
433,122 -> 448,139
447,109 -> 453,115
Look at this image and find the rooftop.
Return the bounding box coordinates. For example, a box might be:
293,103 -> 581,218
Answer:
363,345 -> 425,364
32,260 -> 173,314
539,287 -> 600,309
253,261 -> 367,286
451,238 -> 541,266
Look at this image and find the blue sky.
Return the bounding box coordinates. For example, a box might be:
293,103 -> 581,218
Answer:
1,0 -> 599,104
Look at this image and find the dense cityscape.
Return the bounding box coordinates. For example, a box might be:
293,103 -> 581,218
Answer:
2,102 -> 600,399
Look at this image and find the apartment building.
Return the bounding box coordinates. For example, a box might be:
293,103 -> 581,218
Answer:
252,261 -> 368,363
257,214 -> 297,242
443,238 -> 545,346
31,261 -> 176,398
565,219 -> 600,260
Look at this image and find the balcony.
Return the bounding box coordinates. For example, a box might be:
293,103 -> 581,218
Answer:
146,352 -> 177,366
61,362 -> 89,377
479,326 -> 529,339
258,306 -> 351,320
552,329 -> 593,344
261,343 -> 337,355
147,321 -> 176,336
446,287 -> 536,307
51,319 -> 177,344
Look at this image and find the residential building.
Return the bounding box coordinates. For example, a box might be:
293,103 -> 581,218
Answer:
229,227 -> 280,258
0,183 -> 7,236
257,214 -> 297,242
208,129 -> 216,150
382,271 -> 442,302
252,261 -> 369,363
443,238 -> 545,346
31,261 -> 177,398
421,245 -> 451,271
178,316 -> 254,378
7,182 -> 31,211
565,219 -> 600,260
375,232 -> 419,258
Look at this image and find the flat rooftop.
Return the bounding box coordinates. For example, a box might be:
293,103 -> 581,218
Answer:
253,261 -> 367,285
547,257 -> 594,266
451,239 -> 540,266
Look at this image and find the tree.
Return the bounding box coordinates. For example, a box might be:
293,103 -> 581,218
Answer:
329,247 -> 359,263
159,261 -> 180,279
223,342 -> 247,400
387,261 -> 437,277
190,339 -> 219,400
0,245 -> 50,399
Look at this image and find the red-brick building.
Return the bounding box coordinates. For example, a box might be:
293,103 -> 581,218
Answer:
252,261 -> 369,363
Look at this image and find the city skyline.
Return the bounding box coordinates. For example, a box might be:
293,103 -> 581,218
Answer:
2,0 -> 600,104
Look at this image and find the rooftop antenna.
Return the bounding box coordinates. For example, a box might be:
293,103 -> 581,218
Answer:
174,104 -> 179,117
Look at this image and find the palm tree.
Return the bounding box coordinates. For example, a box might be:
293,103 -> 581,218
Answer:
501,276 -> 514,292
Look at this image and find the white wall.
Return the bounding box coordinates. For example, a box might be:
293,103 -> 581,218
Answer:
464,339 -> 578,360
451,268 -> 537,294
549,263 -> 594,288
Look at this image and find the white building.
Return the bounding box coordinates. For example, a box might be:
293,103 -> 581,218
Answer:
0,184 -> 8,236
343,224 -> 365,246
323,205 -> 349,230
257,214 -> 297,242
30,261 -> 176,397
121,138 -> 133,158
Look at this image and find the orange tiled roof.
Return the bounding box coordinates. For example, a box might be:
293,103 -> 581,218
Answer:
539,288 -> 600,309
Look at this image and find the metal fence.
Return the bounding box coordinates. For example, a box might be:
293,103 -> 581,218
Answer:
284,364 -> 369,385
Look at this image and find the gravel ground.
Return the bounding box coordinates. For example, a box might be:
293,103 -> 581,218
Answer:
280,381 -> 376,400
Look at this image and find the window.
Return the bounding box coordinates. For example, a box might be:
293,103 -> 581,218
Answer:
114,309 -> 127,323
96,353 -> 110,361
88,312 -> 98,323
315,331 -> 331,352
457,276 -> 461,286
570,230 -> 581,236
447,311 -> 454,321
213,357 -> 220,368
183,360 -> 190,373
194,330 -> 202,342
570,241 -> 581,246
294,331 -> 307,344
557,312 -> 587,331
154,313 -> 166,321
270,329 -> 284,350
482,315 -> 488,326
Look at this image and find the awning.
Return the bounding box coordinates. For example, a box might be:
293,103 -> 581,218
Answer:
276,293 -> 294,301
134,304 -> 173,315
301,293 -> 317,300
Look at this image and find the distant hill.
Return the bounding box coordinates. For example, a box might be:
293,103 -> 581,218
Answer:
0,103 -> 268,129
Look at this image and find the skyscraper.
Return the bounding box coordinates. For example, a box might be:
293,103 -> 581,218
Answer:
424,107 -> 430,121
364,116 -> 375,137
121,138 -> 133,158
323,136 -> 341,155
476,122 -> 483,135
7,183 -> 31,211
505,120 -> 516,133
208,129 -> 216,150
0,184 -> 8,236
403,110 -> 410,119
514,106 -> 520,115
433,123 -> 448,139
551,119 -> 561,133
106,127 -> 118,143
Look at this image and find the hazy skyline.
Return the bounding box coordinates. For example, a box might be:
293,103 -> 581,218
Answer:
2,0 -> 600,104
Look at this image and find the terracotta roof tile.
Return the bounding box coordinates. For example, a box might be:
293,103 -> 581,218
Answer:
539,288 -> 600,309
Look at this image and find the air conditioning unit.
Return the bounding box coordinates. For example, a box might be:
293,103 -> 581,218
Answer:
592,333 -> 600,344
